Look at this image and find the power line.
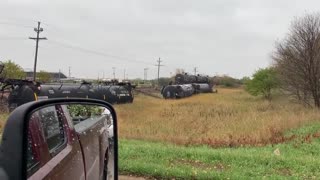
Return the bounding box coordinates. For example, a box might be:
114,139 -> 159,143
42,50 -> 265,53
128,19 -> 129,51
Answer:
47,40 -> 154,66
25,22 -> 193,73
36,23 -> 176,70
0,36 -> 27,40
29,21 -> 47,81
0,21 -> 34,29
5,20 -> 200,78
0,20 -> 205,79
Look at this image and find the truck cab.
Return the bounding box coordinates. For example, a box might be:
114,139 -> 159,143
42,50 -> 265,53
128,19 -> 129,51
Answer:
26,103 -> 112,180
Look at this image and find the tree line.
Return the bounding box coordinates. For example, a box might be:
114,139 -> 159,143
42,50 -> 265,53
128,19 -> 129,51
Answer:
245,13 -> 320,108
0,60 -> 52,83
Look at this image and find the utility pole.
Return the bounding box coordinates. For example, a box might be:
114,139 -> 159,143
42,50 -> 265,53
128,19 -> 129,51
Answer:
29,21 -> 47,81
194,67 -> 198,75
112,67 -> 116,79
155,57 -> 164,86
58,69 -> 61,81
68,66 -> 71,78
144,68 -> 148,82
123,69 -> 126,80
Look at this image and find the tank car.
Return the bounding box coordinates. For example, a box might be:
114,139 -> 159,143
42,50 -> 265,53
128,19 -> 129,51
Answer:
8,82 -> 134,111
161,84 -> 194,99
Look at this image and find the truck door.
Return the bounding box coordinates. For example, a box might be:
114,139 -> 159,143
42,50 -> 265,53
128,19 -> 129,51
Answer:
27,105 -> 85,180
74,115 -> 109,180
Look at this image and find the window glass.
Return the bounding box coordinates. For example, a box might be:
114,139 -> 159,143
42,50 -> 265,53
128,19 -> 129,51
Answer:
38,106 -> 66,155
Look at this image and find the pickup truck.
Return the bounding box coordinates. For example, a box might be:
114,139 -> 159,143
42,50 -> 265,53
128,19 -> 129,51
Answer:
26,103 -> 113,179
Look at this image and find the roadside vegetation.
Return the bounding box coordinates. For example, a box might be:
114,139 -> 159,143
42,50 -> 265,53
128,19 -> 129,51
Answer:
119,122 -> 320,179
245,67 -> 278,101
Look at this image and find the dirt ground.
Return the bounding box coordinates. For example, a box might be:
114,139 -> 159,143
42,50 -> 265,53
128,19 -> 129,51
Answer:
119,175 -> 146,180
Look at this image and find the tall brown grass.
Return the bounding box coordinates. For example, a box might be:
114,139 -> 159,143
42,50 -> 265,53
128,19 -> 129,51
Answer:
115,88 -> 320,147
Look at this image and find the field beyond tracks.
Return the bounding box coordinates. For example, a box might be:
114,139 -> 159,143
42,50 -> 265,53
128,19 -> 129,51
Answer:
116,88 -> 320,147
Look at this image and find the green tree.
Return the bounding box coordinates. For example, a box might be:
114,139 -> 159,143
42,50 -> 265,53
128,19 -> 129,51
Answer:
245,68 -> 278,100
0,60 -> 25,79
37,70 -> 51,83
151,77 -> 173,87
240,76 -> 251,85
213,75 -> 241,87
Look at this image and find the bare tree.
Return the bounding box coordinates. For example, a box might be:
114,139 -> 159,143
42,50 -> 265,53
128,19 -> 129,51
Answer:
273,13 -> 320,107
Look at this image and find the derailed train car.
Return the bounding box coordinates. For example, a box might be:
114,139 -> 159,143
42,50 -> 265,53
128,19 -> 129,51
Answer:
175,73 -> 210,84
161,84 -> 194,99
193,83 -> 212,93
7,82 -> 134,111
161,73 -> 214,99
161,83 -> 213,99
0,62 -> 134,111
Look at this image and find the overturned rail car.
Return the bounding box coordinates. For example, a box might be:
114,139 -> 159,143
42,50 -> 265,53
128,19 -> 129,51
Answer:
175,73 -> 210,84
161,84 -> 194,99
8,83 -> 134,111
161,72 -> 215,99
193,83 -> 213,93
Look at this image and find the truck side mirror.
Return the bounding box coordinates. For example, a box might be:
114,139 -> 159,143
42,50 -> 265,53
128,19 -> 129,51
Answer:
0,98 -> 118,180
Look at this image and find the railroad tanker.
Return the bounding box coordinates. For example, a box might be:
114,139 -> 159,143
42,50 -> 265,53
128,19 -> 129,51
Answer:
7,82 -> 134,111
175,73 -> 210,84
161,73 -> 214,99
161,84 -> 194,99
193,83 -> 213,93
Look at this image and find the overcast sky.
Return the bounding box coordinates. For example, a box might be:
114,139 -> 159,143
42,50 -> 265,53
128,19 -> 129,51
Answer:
0,0 -> 319,79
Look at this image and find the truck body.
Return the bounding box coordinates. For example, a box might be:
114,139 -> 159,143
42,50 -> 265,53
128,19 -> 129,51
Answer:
26,104 -> 110,180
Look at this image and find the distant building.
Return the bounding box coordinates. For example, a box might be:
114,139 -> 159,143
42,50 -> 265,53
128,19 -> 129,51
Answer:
25,71 -> 67,82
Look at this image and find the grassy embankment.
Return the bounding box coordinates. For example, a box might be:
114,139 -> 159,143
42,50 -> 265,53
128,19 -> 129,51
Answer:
119,123 -> 320,179
116,88 -> 320,147
115,88 -> 320,179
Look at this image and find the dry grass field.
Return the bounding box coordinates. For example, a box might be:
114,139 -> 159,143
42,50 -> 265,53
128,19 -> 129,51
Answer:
116,88 -> 320,147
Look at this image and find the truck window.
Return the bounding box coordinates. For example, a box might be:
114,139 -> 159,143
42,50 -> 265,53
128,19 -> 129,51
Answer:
38,106 -> 66,156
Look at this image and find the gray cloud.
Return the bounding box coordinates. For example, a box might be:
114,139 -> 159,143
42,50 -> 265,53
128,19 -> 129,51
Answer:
0,0 -> 319,79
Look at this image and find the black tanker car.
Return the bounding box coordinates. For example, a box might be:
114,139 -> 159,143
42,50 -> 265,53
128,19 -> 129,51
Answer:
175,73 -> 210,84
161,73 -> 214,99
161,84 -> 194,99
192,83 -> 212,93
0,61 -> 135,111
7,82 -> 134,111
